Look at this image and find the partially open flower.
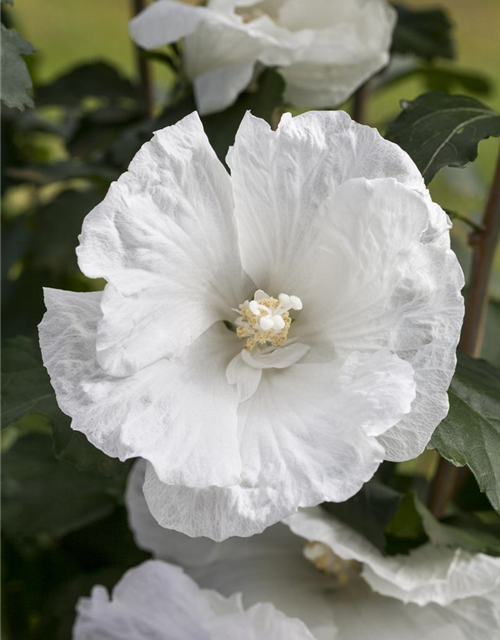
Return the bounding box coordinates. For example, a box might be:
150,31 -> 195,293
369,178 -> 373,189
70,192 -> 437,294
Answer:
129,0 -> 397,114
125,462 -> 500,640
39,110 -> 464,540
73,560 -> 316,640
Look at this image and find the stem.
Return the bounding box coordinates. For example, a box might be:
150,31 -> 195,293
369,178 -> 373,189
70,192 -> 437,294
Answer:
446,210 -> 485,234
352,82 -> 370,125
460,147 -> 500,356
429,143 -> 500,518
131,0 -> 153,115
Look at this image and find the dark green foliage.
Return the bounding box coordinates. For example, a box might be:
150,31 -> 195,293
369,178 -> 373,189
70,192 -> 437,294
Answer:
430,353 -> 500,513
392,5 -> 455,61
35,61 -> 137,107
1,23 -> 34,110
322,481 -> 403,552
386,92 -> 500,183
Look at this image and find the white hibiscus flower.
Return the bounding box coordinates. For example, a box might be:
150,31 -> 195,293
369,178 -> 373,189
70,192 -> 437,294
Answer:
125,462 -> 500,640
73,560 -> 316,640
39,110 -> 464,541
129,0 -> 397,114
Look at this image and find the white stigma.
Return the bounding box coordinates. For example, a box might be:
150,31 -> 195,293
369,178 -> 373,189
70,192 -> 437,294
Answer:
235,291 -> 303,351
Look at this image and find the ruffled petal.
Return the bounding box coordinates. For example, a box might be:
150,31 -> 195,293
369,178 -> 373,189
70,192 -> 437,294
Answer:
286,508 -> 500,606
278,0 -> 396,107
126,461 -> 340,639
142,349 -> 415,540
74,559 -> 316,640
77,112 -> 250,376
298,176 -> 463,460
73,561 -> 212,640
126,466 -> 491,640
39,289 -> 242,488
227,110 -> 424,296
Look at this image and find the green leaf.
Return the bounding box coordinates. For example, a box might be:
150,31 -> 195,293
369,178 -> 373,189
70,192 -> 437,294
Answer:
36,61 -> 137,107
2,336 -> 60,431
2,336 -> 124,475
430,352 -> 500,512
392,5 -> 455,61
1,433 -> 125,541
30,188 -> 107,273
67,106 -> 144,161
386,92 -> 500,184
0,24 -> 34,111
322,481 -> 403,552
414,496 -> 500,556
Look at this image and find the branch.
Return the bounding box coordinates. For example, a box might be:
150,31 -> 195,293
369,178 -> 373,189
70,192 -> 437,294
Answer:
131,0 -> 153,115
352,82 -> 371,125
429,142 -> 500,518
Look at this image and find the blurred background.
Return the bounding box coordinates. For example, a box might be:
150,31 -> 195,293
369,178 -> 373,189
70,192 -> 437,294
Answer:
2,1 -> 500,638
4,0 -> 500,361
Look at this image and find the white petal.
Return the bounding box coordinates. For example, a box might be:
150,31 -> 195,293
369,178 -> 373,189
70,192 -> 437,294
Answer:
297,176 -> 463,460
204,599 -> 316,640
278,0 -> 396,107
77,112 -> 250,376
126,461 -> 340,638
324,579 -> 470,640
129,0 -> 211,49
126,466 -> 491,640
287,508 -> 500,606
226,352 -> 262,402
73,561 -> 213,640
227,110 -> 424,296
241,342 -> 309,369
142,349 -> 414,540
281,54 -> 389,109
39,289 -> 242,488
193,60 -> 256,116
74,559 -> 316,640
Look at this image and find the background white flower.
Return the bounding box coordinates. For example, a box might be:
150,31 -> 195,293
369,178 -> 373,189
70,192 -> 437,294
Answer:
129,0 -> 397,114
73,559 -> 316,640
39,110 -> 464,541
125,462 -> 500,640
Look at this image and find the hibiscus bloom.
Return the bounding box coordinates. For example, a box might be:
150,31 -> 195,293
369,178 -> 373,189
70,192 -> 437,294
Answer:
39,110 -> 464,540
129,0 -> 397,114
73,560 -> 316,640
125,462 -> 500,640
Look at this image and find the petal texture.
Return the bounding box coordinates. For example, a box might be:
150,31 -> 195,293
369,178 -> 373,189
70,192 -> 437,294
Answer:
142,349 -> 415,540
73,560 -> 315,640
308,176 -> 464,459
287,507 -> 500,606
77,112 -> 250,376
39,289 -> 242,488
227,110 -> 424,296
130,0 -> 396,112
228,111 -> 463,461
126,466 -> 495,640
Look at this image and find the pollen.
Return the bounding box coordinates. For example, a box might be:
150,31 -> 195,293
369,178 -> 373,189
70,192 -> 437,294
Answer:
304,541 -> 361,586
234,291 -> 302,351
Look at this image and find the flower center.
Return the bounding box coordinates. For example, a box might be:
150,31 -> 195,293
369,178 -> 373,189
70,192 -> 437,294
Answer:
235,291 -> 303,351
303,541 -> 362,587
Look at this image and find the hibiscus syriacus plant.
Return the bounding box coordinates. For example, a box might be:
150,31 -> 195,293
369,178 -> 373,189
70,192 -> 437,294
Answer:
113,461 -> 500,640
39,109 -> 464,541
129,0 -> 396,114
